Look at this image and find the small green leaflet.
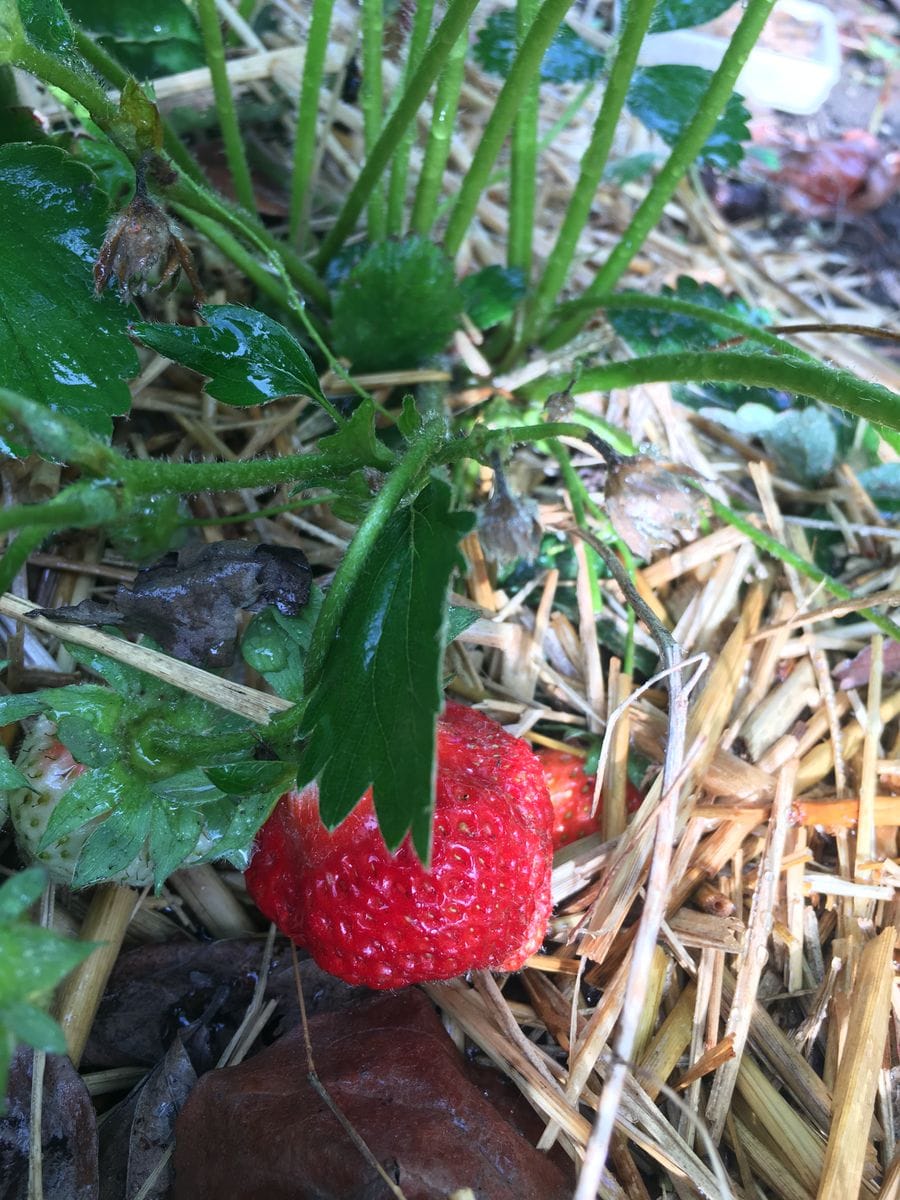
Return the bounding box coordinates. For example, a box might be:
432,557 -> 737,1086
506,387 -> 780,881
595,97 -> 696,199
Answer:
297,480 -> 475,859
607,277 -> 769,355
330,238 -> 462,373
0,868 -> 95,1110
242,588 -> 323,703
131,304 -> 329,410
473,11 -> 604,83
459,266 -> 526,329
0,145 -> 139,446
626,66 -> 750,169
63,0 -> 205,77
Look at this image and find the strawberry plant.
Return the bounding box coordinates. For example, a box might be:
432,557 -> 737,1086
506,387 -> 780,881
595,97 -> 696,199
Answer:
0,0 -> 898,1177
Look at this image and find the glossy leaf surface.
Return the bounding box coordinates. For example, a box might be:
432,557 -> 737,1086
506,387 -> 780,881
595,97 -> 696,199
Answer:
474,11 -> 604,83
0,145 -> 138,445
626,66 -> 750,167
297,480 -> 474,858
131,305 -> 329,409
64,0 -> 204,76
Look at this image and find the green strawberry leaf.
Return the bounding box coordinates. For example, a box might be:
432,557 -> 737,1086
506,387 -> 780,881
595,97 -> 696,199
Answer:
0,145 -> 139,446
297,479 -> 475,859
17,0 -> 76,55
0,693 -> 48,725
63,0 -> 205,78
473,11 -> 604,83
626,66 -> 750,168
242,587 -> 324,703
459,265 -> 527,329
762,408 -> 838,486
317,400 -> 394,470
73,788 -> 153,887
148,802 -> 203,888
607,277 -> 769,355
643,0 -> 735,33
130,304 -> 329,410
446,604 -> 479,643
330,238 -> 462,372
0,1000 -> 67,1053
0,867 -> 47,921
38,763 -> 123,850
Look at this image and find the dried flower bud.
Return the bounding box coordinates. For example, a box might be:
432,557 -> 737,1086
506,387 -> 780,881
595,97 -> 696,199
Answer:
603,453 -> 707,561
478,458 -> 541,566
544,388 -> 575,422
94,158 -> 203,303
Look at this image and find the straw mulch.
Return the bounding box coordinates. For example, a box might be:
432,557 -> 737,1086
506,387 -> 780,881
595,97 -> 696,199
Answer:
6,4 -> 900,1198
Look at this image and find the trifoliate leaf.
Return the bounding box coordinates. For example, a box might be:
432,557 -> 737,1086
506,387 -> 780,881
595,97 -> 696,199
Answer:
459,265 -> 526,329
473,11 -> 604,83
298,480 -> 475,859
131,305 -> 329,410
330,238 -> 462,372
626,66 -> 750,168
762,408 -> 838,485
0,145 -> 138,445
63,0 -> 204,76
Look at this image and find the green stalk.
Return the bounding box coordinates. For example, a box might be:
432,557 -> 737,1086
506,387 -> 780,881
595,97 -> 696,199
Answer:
508,0 -> 540,277
442,0 -> 574,259
362,0 -> 386,241
551,439 -> 603,611
315,0 -> 481,269
304,420 -> 448,683
530,352 -> 900,430
288,0 -> 335,246
195,0 -> 256,215
0,488 -> 117,536
386,0 -> 436,236
708,496 -> 900,643
522,0 -> 655,343
547,0 -> 777,348
120,455 -> 341,496
410,17 -> 468,235
0,529 -> 47,595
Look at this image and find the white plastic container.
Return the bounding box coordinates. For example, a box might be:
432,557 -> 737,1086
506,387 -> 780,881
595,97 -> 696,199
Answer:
630,0 -> 841,116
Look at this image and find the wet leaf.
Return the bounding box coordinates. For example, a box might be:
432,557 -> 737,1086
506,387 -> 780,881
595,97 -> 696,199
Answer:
173,989 -> 571,1200
330,237 -> 462,372
17,0 -> 76,56
459,265 -> 526,329
607,277 -> 769,355
474,11 -> 604,83
626,66 -> 750,168
131,305 -> 329,410
0,1047 -> 98,1198
241,587 -> 323,703
64,0 -> 204,78
298,480 -> 475,857
762,408 -> 837,485
317,399 -> 394,470
31,540 -> 312,669
0,144 -> 138,446
642,0 -> 735,33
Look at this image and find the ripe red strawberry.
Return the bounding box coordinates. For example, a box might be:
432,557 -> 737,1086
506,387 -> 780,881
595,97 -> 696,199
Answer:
245,702 -> 553,989
537,748 -> 642,850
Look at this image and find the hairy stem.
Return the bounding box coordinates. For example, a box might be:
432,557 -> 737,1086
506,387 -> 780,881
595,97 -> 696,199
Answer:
288,0 -> 336,245
547,0 -> 777,348
361,0 -> 386,240
410,16 -> 468,235
531,351 -> 900,429
196,0 -> 256,214
523,0 -> 655,343
387,0 -> 435,236
315,0 -> 481,268
443,0 -> 574,259
508,0 -> 540,278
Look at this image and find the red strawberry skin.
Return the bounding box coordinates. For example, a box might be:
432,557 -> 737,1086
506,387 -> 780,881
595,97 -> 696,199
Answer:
245,702 -> 553,989
537,748 -> 641,850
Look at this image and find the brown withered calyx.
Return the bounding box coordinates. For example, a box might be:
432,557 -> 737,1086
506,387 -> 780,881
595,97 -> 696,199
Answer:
94,154 -> 204,303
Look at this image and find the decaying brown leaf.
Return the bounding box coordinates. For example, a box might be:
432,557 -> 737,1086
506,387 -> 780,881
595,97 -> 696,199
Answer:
173,989 -> 571,1200
30,541 -> 311,668
0,1047 -> 98,1200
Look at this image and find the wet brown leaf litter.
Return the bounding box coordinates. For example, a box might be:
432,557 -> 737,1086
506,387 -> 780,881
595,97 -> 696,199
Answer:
3,1 -> 900,1198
